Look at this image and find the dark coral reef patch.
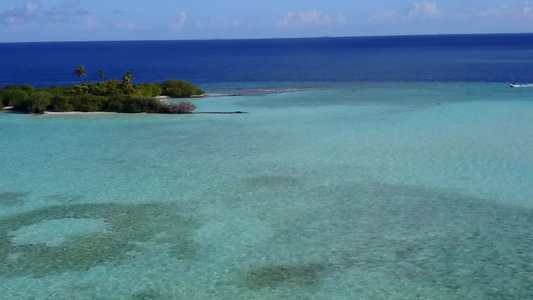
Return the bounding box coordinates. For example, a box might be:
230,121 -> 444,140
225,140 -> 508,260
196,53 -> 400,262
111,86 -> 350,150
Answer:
0,202 -> 196,277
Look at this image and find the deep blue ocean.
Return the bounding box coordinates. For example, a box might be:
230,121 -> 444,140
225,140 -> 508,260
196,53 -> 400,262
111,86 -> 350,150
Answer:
1,33 -> 533,89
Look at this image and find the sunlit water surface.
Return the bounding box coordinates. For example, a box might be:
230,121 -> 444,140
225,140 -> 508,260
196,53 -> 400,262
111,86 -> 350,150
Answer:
1,82 -> 532,299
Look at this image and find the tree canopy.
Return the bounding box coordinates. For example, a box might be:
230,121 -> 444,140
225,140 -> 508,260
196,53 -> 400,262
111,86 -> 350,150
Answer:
1,65 -> 204,114
1,79 -> 203,114
162,79 -> 205,98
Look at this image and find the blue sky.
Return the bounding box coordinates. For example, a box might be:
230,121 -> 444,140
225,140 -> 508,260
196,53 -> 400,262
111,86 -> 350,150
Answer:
1,0 -> 532,42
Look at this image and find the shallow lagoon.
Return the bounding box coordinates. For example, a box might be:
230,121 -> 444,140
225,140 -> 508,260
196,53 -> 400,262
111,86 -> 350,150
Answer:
0,82 -> 532,299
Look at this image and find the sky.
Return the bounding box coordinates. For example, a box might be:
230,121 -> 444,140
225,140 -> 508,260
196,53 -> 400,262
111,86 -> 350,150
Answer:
0,0 -> 532,42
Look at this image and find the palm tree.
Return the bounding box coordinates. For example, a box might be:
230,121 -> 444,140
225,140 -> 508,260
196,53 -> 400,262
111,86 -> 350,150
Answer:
98,70 -> 106,80
123,71 -> 133,85
75,65 -> 88,83
122,71 -> 134,94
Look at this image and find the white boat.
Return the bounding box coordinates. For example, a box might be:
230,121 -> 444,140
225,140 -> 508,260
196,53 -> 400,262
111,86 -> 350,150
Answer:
510,83 -> 520,88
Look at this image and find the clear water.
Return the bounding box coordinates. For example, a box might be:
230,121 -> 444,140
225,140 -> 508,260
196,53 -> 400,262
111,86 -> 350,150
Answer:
1,82 -> 532,299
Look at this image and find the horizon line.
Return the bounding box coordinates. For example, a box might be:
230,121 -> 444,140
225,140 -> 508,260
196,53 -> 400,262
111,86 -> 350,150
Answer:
1,32 -> 532,44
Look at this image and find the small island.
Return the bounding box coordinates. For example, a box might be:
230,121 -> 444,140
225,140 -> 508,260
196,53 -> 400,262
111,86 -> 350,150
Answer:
0,66 -> 205,114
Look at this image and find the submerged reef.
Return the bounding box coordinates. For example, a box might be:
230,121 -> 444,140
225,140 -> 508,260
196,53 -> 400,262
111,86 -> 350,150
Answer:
129,289 -> 163,300
0,202 -> 196,277
244,263 -> 326,288
0,192 -> 28,207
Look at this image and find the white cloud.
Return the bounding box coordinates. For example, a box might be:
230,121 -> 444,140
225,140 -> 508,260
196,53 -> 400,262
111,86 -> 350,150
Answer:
25,1 -> 40,15
44,1 -> 88,23
477,1 -> 532,18
169,11 -> 187,31
115,20 -> 135,30
5,16 -> 22,25
368,2 -> 440,23
276,10 -> 347,29
409,2 -> 440,19
0,0 -> 92,26
195,18 -> 244,29
523,0 -> 531,14
454,0 -> 533,20
368,10 -> 401,23
0,1 -> 41,25
84,17 -> 101,29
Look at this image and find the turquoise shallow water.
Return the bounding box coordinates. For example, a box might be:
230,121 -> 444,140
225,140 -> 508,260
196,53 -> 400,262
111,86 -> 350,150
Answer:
1,82 -> 532,299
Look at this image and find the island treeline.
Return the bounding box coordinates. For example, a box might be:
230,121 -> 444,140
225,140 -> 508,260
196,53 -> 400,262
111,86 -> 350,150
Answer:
0,72 -> 205,114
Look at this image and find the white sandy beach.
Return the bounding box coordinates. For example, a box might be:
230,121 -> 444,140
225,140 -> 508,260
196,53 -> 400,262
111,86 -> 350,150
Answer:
43,111 -> 120,115
154,95 -> 172,101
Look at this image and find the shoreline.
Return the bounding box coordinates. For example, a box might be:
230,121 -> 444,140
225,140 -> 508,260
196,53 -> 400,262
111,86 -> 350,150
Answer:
155,95 -> 171,101
1,95 -> 208,114
41,110 -> 246,116
43,111 -> 120,115
155,95 -> 206,101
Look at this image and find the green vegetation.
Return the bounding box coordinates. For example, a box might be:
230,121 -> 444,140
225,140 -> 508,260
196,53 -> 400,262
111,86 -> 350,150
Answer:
162,79 -> 205,98
0,69 -> 205,114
